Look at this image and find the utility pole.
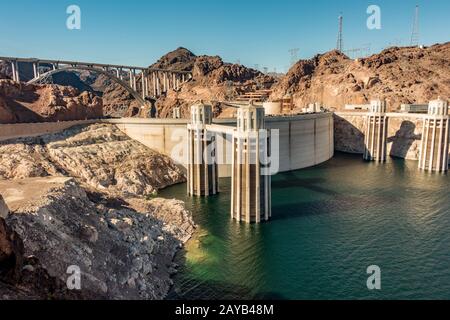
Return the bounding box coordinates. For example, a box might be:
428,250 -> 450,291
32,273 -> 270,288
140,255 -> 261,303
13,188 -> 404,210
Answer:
337,13 -> 343,52
410,5 -> 420,47
288,48 -> 299,67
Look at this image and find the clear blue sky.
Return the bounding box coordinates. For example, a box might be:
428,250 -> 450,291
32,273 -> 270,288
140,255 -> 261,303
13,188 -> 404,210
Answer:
1,0 -> 449,72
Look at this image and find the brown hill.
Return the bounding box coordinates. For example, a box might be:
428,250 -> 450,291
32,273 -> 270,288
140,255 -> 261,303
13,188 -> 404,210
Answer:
270,42 -> 450,111
150,47 -> 196,71
153,50 -> 275,118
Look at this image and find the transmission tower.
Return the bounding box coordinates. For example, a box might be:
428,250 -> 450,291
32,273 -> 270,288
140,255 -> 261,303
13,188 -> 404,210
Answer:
337,13 -> 343,52
288,48 -> 299,66
410,5 -> 420,47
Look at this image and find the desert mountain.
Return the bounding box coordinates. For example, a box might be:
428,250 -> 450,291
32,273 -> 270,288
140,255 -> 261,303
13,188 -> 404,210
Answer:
271,42 -> 450,111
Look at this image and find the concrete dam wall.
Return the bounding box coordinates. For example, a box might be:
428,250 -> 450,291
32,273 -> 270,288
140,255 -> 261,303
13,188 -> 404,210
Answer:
334,112 -> 450,162
107,113 -> 335,177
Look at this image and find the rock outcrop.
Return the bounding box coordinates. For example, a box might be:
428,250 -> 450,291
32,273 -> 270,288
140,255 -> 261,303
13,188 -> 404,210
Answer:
1,178 -> 194,299
271,42 -> 450,111
0,200 -> 23,283
0,123 -> 194,299
0,123 -> 185,196
0,80 -> 103,124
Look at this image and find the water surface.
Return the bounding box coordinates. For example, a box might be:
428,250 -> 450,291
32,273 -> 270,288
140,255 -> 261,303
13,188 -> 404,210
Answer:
161,153 -> 450,300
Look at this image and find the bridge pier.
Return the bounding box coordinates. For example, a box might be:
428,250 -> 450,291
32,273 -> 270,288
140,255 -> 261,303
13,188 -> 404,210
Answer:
231,104 -> 271,223
152,72 -> 157,96
11,61 -> 19,82
129,70 -> 133,88
163,72 -> 167,93
32,62 -> 39,79
156,72 -> 161,96
187,103 -> 219,196
419,98 -> 449,172
141,71 -> 146,99
132,70 -> 137,91
364,100 -> 388,162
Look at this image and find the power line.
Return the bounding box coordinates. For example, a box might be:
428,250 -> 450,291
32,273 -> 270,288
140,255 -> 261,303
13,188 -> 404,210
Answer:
410,5 -> 420,47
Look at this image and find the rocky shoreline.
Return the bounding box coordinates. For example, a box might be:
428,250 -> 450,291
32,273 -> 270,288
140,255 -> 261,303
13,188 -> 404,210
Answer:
0,123 -> 195,299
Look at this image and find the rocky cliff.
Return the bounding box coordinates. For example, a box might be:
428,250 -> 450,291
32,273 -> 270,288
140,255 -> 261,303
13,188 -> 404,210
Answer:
0,124 -> 195,299
271,43 -> 450,111
0,80 -> 103,124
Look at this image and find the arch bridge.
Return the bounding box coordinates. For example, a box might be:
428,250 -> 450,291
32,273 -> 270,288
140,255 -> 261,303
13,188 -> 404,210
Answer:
0,56 -> 193,107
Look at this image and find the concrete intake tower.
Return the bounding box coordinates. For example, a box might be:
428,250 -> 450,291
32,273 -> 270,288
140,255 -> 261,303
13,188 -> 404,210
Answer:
187,103 -> 219,196
363,100 -> 388,162
231,104 -> 271,223
418,98 -> 449,172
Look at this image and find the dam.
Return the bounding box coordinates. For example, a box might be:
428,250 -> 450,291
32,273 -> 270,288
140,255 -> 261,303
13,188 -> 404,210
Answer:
1,98 -> 449,226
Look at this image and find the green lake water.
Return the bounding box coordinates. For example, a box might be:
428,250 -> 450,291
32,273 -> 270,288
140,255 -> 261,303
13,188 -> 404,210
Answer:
161,153 -> 450,300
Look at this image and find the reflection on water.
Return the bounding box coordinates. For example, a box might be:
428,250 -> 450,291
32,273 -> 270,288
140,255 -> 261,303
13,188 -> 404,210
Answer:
161,153 -> 450,300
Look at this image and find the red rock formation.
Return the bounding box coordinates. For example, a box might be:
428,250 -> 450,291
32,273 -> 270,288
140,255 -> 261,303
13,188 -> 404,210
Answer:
0,80 -> 103,124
